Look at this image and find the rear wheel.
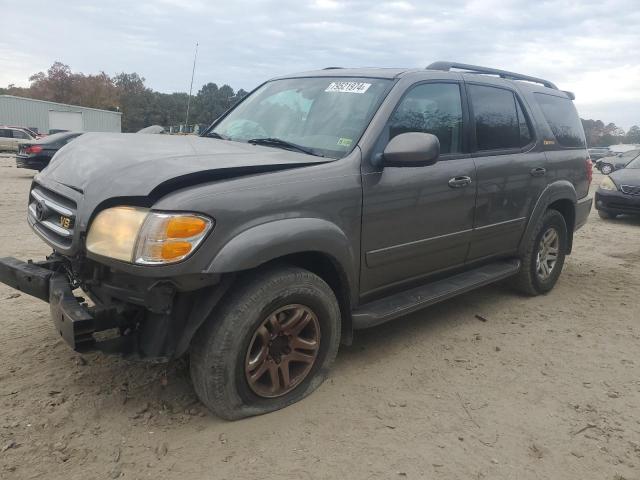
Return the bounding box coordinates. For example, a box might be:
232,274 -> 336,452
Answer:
600,163 -> 613,175
190,265 -> 341,420
513,209 -> 568,296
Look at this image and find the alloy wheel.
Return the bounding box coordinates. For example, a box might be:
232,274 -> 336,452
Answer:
536,227 -> 559,280
245,304 -> 321,398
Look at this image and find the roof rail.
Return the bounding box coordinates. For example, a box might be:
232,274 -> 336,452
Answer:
426,61 -> 558,90
323,67 -> 343,70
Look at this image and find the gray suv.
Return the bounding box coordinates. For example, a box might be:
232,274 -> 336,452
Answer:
0,62 -> 592,419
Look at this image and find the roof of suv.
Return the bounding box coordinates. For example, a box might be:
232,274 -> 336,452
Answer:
274,61 -> 571,99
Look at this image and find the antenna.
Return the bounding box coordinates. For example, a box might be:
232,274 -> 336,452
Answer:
184,42 -> 199,132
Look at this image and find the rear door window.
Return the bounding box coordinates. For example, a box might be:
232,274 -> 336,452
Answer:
534,93 -> 586,148
0,129 -> 11,138
11,129 -> 30,140
469,84 -> 526,151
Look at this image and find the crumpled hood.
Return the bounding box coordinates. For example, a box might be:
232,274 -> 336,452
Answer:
43,132 -> 329,198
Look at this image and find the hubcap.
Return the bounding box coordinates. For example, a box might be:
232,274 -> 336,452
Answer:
536,227 -> 559,280
244,304 -> 321,398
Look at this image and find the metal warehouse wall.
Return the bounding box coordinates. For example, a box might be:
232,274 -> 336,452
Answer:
0,95 -> 121,133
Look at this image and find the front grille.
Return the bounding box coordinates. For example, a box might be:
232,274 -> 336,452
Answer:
620,184 -> 640,196
28,185 -> 77,248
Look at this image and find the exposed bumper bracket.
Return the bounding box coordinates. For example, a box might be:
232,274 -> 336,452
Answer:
0,257 -> 56,301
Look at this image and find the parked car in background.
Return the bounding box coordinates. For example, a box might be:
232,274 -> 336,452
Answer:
588,147 -> 612,160
596,155 -> 640,219
0,62 -> 591,420
137,125 -> 166,134
596,149 -> 640,175
0,126 -> 36,152
9,126 -> 46,139
15,132 -> 84,171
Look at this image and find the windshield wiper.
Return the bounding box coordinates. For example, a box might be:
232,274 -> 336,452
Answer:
247,137 -> 323,157
205,131 -> 230,140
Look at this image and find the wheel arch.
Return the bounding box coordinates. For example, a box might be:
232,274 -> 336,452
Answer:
205,218 -> 358,344
519,181 -> 578,255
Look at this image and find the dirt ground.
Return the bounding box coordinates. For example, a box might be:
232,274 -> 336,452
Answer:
0,154 -> 639,480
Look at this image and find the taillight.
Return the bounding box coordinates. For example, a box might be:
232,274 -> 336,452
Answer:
586,157 -> 593,184
25,145 -> 43,154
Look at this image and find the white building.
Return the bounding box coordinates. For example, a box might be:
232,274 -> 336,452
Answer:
0,95 -> 121,134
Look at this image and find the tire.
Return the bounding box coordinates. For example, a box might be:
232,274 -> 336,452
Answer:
190,265 -> 341,420
513,209 -> 568,296
598,210 -> 618,220
600,163 -> 613,175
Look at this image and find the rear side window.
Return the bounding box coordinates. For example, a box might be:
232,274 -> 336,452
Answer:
469,84 -> 531,151
0,129 -> 11,138
388,83 -> 463,154
12,129 -> 29,140
534,93 -> 586,148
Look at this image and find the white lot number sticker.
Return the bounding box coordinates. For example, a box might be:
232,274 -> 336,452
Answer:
325,81 -> 371,94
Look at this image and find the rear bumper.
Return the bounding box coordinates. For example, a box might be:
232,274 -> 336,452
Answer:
16,156 -> 48,171
575,195 -> 592,230
595,190 -> 640,215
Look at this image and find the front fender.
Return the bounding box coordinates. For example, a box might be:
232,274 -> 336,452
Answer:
206,217 -> 357,295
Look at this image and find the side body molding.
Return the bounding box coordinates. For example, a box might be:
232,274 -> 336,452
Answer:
206,217 -> 358,301
518,180 -> 577,255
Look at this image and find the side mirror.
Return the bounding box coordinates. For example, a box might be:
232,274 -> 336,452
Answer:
383,132 -> 440,167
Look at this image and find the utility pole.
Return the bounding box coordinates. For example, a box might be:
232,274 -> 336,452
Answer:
185,42 -> 198,132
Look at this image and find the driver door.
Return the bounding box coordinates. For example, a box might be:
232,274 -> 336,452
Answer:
360,81 -> 476,298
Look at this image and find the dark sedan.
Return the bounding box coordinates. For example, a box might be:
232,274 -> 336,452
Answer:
595,155 -> 640,219
16,132 -> 83,171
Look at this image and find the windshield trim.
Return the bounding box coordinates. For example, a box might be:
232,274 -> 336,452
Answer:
201,76 -> 398,159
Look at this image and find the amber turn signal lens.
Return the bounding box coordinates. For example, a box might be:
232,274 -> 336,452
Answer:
166,217 -> 208,238
161,241 -> 193,260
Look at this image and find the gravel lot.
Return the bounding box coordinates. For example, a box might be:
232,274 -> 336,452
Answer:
1,154 -> 639,480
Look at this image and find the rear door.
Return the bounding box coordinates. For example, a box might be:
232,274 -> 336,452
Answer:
360,81 -> 476,297
465,83 -> 546,261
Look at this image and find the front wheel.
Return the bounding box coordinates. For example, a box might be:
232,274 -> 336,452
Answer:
190,266 -> 341,420
513,209 -> 568,296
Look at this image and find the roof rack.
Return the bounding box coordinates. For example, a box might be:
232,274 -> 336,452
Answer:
426,61 -> 558,90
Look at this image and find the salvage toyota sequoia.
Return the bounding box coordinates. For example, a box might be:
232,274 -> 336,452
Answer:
0,62 -> 592,419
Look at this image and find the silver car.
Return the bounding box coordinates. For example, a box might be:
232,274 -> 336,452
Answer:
0,126 -> 36,152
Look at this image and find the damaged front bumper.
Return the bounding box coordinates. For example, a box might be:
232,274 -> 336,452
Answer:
0,257 -> 120,352
0,256 -> 228,360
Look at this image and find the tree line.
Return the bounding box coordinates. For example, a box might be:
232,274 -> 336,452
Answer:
1,62 -> 639,144
0,62 -> 248,132
581,119 -> 640,147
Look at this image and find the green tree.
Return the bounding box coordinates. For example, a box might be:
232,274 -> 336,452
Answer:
625,125 -> 640,144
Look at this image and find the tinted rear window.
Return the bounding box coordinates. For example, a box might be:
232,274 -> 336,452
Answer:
534,93 -> 586,148
469,85 -> 531,151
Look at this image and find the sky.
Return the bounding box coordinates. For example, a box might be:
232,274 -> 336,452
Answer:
1,0 -> 639,129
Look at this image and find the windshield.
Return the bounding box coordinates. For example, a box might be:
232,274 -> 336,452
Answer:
209,77 -> 392,158
627,156 -> 640,169
621,149 -> 640,160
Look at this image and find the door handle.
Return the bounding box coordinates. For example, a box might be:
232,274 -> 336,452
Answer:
530,167 -> 547,177
448,176 -> 472,188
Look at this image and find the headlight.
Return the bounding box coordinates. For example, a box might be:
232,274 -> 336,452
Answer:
599,176 -> 618,191
86,206 -> 213,265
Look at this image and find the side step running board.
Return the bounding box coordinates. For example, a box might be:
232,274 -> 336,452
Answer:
352,259 -> 521,329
